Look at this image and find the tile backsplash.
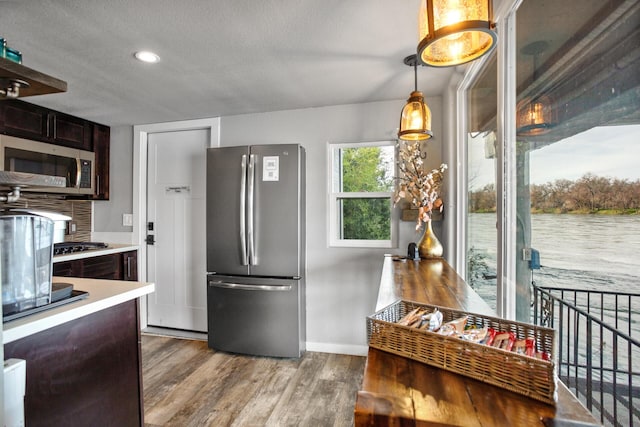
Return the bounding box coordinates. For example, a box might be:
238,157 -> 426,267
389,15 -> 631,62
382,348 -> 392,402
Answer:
1,195 -> 92,242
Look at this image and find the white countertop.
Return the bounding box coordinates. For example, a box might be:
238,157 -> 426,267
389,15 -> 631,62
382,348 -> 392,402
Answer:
3,277 -> 155,344
53,244 -> 139,263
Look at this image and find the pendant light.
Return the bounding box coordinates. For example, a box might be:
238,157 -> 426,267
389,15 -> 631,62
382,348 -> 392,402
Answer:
398,55 -> 433,141
516,41 -> 555,136
417,0 -> 497,67
516,95 -> 554,136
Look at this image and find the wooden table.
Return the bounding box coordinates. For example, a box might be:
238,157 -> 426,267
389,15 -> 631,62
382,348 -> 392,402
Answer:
354,256 -> 600,426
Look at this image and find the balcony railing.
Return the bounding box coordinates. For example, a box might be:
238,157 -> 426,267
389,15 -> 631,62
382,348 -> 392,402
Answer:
531,284 -> 640,427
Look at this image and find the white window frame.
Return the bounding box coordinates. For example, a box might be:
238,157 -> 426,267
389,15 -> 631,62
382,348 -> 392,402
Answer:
327,140 -> 397,248
455,0 -> 521,319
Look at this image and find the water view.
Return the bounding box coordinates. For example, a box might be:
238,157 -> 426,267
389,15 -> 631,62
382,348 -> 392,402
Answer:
469,213 -> 640,336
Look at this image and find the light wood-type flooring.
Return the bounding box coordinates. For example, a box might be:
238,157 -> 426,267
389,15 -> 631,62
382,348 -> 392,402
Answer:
141,334 -> 366,427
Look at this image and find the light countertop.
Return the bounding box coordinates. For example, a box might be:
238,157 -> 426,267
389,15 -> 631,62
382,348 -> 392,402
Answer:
3,277 -> 155,344
53,244 -> 139,263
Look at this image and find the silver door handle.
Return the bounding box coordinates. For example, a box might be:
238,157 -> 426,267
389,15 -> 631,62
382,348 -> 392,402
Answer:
208,281 -> 292,292
247,154 -> 257,266
240,154 -> 248,265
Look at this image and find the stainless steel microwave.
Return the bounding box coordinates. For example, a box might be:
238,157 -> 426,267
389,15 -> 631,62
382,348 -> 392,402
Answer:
0,135 -> 94,195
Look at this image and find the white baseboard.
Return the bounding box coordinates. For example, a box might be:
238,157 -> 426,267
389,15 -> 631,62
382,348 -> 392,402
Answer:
305,341 -> 369,357
91,231 -> 134,244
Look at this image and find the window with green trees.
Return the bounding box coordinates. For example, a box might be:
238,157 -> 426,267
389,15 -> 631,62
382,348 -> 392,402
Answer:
329,141 -> 396,247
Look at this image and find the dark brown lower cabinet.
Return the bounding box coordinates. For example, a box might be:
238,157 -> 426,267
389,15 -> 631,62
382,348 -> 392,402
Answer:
53,250 -> 138,281
4,300 -> 143,427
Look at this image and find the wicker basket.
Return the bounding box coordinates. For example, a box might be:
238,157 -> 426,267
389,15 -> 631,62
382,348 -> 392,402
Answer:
367,300 -> 558,405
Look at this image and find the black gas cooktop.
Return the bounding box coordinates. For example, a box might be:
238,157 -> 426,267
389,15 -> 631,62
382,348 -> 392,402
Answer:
53,242 -> 109,255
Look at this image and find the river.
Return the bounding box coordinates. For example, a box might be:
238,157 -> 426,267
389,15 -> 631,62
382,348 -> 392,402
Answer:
468,213 -> 640,334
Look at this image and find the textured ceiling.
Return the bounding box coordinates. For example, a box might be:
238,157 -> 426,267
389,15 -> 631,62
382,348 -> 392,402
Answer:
1,0 -> 456,127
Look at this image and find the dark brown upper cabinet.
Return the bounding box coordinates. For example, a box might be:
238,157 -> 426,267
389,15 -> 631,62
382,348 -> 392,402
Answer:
92,123 -> 110,200
50,111 -> 92,151
0,99 -> 110,200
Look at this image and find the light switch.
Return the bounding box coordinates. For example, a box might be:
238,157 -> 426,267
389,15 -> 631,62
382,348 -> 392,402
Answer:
123,213 -> 133,227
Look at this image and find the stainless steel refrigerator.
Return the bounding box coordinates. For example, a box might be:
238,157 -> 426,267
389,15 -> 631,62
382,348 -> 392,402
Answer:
206,144 -> 305,357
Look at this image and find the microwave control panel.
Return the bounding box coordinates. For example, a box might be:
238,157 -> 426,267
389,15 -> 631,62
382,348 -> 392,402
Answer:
79,160 -> 92,189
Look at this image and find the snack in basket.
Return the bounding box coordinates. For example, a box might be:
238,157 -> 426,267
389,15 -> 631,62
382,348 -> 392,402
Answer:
397,307 -> 425,326
535,351 -> 551,361
481,327 -> 498,345
428,309 -> 443,331
513,338 -> 536,357
437,316 -> 468,336
461,326 -> 489,343
492,331 -> 516,351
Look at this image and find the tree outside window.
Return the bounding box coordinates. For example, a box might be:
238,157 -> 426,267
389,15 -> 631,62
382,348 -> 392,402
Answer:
329,142 -> 396,248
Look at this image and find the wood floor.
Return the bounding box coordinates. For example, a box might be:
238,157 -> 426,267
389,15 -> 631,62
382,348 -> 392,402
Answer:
141,334 -> 366,427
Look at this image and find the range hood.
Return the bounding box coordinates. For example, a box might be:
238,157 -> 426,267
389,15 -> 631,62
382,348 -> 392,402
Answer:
0,170 -> 66,203
0,56 -> 67,98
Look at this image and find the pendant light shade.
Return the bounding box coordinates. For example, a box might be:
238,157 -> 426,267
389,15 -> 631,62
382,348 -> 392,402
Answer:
398,55 -> 433,141
516,95 -> 555,136
516,41 -> 555,136
418,0 -> 497,67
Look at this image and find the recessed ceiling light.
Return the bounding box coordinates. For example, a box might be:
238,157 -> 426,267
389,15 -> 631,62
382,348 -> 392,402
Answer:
134,51 -> 160,63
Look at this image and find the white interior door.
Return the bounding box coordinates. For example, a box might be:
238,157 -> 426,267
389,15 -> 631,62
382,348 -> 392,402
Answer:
146,129 -> 208,331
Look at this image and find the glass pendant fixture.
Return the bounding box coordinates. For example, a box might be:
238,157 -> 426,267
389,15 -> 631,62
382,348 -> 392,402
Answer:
417,0 -> 497,67
398,55 -> 433,141
516,41 -> 555,136
516,95 -> 554,136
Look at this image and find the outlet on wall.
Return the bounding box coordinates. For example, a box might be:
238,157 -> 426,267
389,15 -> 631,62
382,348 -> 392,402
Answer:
67,221 -> 77,235
122,213 -> 133,227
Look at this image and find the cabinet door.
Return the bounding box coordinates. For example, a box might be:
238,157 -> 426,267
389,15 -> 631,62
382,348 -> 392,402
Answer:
51,112 -> 92,151
122,251 -> 138,281
4,300 -> 143,427
92,124 -> 110,200
0,100 -> 49,141
79,254 -> 122,280
52,260 -> 78,277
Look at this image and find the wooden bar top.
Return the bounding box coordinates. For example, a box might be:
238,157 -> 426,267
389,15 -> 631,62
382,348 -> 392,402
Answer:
354,256 -> 600,427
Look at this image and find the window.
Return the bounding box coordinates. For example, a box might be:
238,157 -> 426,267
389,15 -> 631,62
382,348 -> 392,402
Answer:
462,0 -> 640,321
328,141 -> 396,248
466,52 -> 498,311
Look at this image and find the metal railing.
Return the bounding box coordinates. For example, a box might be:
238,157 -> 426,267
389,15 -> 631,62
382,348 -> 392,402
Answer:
531,284 -> 640,427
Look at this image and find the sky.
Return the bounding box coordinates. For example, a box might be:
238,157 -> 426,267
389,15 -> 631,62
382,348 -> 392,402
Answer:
468,124 -> 640,189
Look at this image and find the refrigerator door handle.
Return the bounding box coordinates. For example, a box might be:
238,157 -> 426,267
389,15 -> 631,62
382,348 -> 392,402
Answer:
208,281 -> 292,292
240,154 -> 249,265
247,154 -> 257,265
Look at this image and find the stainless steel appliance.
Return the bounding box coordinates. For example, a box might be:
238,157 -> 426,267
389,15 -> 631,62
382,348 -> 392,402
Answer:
0,134 -> 94,195
0,211 -> 54,316
206,144 -> 305,358
53,241 -> 108,255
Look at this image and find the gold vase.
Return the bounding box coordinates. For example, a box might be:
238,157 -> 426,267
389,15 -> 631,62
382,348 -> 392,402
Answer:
418,219 -> 443,259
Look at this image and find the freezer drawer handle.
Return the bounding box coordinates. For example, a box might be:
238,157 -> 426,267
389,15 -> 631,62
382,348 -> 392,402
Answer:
208,281 -> 292,292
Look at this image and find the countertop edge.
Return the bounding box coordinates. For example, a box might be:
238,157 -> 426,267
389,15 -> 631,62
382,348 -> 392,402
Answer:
3,277 -> 155,344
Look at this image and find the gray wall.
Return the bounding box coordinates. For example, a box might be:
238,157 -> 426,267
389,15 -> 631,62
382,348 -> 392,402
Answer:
92,98 -> 445,351
93,125 -> 134,232
220,98 -> 444,352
